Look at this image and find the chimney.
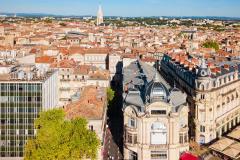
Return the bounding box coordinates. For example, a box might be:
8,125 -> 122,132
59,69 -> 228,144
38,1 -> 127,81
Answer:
216,67 -> 221,74
189,64 -> 194,71
124,85 -> 128,92
224,64 -> 230,70
211,67 -> 217,76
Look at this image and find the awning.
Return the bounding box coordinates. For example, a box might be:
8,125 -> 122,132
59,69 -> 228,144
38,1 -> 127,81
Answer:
180,152 -> 198,160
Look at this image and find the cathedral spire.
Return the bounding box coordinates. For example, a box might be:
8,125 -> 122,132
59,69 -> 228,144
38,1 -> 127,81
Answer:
97,4 -> 104,26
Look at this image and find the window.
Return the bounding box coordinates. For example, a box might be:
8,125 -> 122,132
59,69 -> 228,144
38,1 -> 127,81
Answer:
129,151 -> 137,160
126,133 -> 137,144
151,122 -> 167,145
19,86 -> 23,91
134,134 -> 137,144
184,133 -> 188,143
213,81 -> 217,87
151,151 -> 167,159
224,77 -> 227,83
89,125 -> 93,131
128,117 -> 136,128
222,126 -> 225,134
127,134 -> 132,144
227,97 -> 230,103
200,94 -> 205,99
151,110 -> 166,115
179,133 -> 184,144
200,125 -> 205,132
199,135 -> 205,144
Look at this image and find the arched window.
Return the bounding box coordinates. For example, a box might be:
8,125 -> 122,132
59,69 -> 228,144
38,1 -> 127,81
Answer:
224,77 -> 227,83
199,84 -> 205,91
151,122 -> 167,145
210,134 -> 213,141
227,97 -> 230,103
231,95 -> 234,101
213,81 -> 217,87
199,135 -> 205,144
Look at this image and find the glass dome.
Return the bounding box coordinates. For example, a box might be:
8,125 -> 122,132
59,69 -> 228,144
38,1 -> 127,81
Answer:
145,80 -> 169,103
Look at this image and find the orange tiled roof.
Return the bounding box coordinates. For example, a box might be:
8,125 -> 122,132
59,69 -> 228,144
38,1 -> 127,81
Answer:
64,86 -> 107,120
35,56 -> 55,64
50,59 -> 76,68
85,47 -> 110,54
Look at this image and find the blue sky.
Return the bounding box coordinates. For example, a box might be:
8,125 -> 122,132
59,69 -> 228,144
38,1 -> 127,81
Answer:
0,0 -> 240,17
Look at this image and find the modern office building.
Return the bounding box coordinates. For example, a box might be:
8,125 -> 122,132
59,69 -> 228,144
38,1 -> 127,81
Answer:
123,60 -> 189,160
160,53 -> 240,144
0,64 -> 58,159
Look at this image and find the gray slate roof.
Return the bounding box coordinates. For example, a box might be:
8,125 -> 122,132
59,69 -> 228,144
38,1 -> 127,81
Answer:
123,60 -> 187,113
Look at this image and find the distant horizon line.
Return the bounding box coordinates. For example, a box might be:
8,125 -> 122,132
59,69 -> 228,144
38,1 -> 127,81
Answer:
1,12 -> 240,19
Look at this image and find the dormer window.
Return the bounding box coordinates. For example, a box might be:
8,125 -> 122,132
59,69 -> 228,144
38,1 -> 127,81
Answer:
128,117 -> 136,128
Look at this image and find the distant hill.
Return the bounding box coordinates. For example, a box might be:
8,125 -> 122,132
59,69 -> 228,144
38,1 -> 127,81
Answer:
0,12 -> 240,21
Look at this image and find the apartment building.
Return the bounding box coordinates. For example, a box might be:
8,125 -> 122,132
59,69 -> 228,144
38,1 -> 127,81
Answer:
160,53 -> 240,144
0,64 -> 58,159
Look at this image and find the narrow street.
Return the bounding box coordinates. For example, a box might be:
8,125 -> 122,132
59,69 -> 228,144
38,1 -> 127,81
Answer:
103,75 -> 124,160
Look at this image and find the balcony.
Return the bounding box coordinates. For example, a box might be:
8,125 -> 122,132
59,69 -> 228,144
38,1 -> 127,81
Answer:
59,87 -> 71,91
60,79 -> 71,82
72,78 -> 86,82
59,98 -> 70,101
149,144 -> 169,149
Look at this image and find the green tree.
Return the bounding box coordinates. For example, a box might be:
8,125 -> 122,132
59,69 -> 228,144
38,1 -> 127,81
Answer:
59,22 -> 67,26
202,40 -> 219,51
24,109 -> 100,160
107,87 -> 115,103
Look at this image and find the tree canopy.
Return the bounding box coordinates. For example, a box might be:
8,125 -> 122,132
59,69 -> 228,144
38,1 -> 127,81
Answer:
107,87 -> 115,103
202,40 -> 219,51
24,109 -> 100,160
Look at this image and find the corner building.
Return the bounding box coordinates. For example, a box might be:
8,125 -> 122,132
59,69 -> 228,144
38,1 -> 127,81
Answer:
123,61 -> 189,160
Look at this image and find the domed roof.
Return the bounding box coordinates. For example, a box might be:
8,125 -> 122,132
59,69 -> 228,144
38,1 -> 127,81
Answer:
197,58 -> 210,77
145,73 -> 169,103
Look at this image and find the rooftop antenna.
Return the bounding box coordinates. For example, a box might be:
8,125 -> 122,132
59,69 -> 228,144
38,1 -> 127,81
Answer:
153,69 -> 160,82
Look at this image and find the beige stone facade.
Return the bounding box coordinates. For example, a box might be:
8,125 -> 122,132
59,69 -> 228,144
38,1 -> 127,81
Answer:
124,102 -> 189,160
123,60 -> 189,160
194,69 -> 240,144
160,54 -> 240,144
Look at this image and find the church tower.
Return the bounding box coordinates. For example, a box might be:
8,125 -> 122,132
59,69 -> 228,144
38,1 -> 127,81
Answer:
97,5 -> 104,26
